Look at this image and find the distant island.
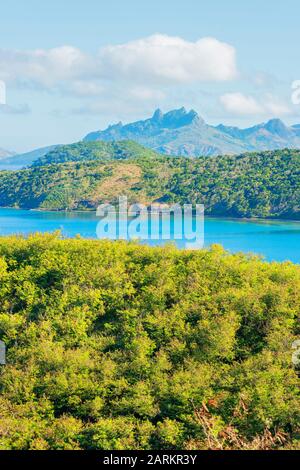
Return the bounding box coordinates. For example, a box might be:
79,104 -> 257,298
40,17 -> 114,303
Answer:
0,140 -> 299,219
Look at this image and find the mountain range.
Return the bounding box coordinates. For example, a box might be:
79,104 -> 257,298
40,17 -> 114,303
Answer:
2,107 -> 300,170
84,107 -> 300,157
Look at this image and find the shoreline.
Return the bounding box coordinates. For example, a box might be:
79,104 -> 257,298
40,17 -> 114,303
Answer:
0,206 -> 299,224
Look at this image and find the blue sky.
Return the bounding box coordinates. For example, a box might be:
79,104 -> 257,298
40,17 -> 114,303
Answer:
1,0 -> 300,152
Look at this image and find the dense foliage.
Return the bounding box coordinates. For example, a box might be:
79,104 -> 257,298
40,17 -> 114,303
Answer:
0,234 -> 299,450
0,143 -> 299,218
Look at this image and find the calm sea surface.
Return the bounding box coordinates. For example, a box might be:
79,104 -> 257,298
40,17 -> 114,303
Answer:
0,208 -> 299,263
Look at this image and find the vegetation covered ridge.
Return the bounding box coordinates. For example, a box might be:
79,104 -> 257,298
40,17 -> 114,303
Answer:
0,234 -> 299,450
0,143 -> 299,219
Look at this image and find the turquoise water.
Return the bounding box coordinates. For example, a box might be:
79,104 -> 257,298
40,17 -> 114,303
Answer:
0,208 -> 299,263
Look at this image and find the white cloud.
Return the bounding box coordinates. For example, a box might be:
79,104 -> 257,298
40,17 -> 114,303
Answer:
220,92 -> 291,116
67,80 -> 105,97
0,34 -> 238,94
0,46 -> 92,88
99,34 -> 238,84
220,93 -> 263,115
265,95 -> 291,115
71,85 -> 166,116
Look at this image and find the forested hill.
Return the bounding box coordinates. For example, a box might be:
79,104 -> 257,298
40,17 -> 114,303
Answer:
32,140 -> 161,167
83,107 -> 300,157
0,144 -> 299,219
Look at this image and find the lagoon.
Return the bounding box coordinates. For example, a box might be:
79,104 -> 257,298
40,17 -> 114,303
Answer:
0,208 -> 299,263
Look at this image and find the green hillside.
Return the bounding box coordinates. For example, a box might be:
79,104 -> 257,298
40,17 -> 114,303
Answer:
32,140 -> 161,167
0,143 -> 299,218
0,234 -> 299,450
